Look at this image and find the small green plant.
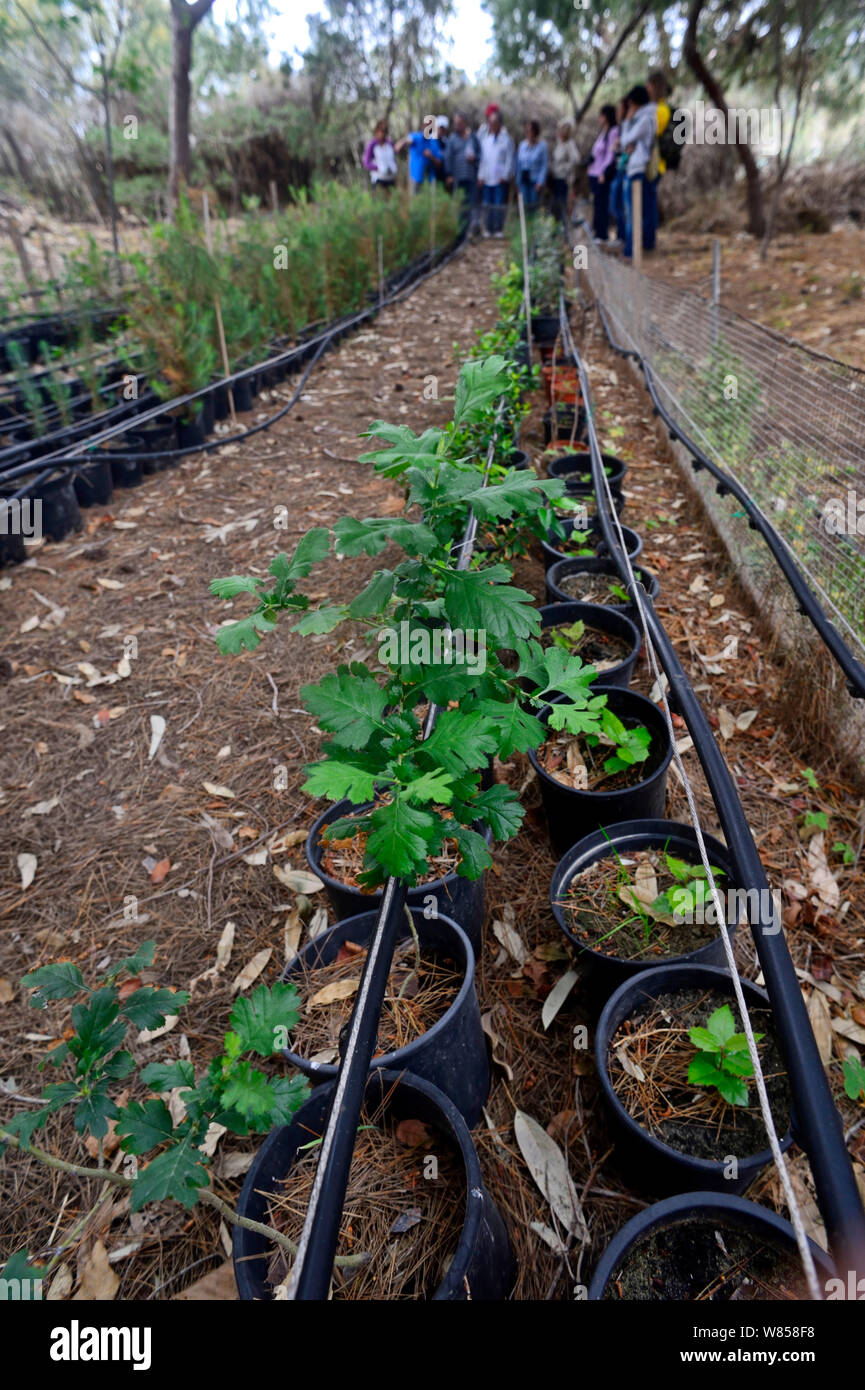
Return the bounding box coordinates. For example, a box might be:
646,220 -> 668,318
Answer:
0,943 -> 312,1287
833,840 -> 856,865
801,766 -> 820,792
843,1056 -> 865,1102
688,1004 -> 762,1107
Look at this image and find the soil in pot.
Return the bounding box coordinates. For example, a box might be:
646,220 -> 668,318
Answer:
290,937 -> 462,1064
608,986 -> 791,1163
601,1215 -> 813,1300
266,1091 -> 464,1299
558,847 -> 731,962
537,716 -> 661,799
540,618 -> 634,675
552,571 -> 636,605
318,808 -> 460,891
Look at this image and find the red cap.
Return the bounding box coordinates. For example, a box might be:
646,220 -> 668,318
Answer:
485,102 -> 500,118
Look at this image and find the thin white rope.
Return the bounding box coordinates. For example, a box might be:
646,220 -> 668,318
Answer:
560,297 -> 823,1301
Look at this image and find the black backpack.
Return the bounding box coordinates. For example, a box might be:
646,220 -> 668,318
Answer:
659,113 -> 682,171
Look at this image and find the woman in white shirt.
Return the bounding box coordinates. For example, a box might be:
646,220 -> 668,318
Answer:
550,118 -> 579,227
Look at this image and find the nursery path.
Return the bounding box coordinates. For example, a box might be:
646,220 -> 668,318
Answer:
1,233 -> 864,1300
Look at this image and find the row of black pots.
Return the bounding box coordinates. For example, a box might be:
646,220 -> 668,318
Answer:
0,471 -> 83,563
0,305 -> 117,370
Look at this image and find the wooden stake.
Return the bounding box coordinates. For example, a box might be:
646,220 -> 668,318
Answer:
517,192 -> 533,362
632,177 -> 643,271
202,192 -> 237,427
269,180 -> 279,216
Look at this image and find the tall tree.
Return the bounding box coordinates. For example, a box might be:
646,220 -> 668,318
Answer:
683,0 -> 766,237
484,0 -> 664,127
168,0 -> 216,204
9,0 -> 140,258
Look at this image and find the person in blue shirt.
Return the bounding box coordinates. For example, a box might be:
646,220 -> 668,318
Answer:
516,120 -> 548,213
396,124 -> 445,192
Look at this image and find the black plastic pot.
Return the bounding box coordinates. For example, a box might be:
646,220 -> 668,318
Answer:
233,377 -> 254,412
233,1069 -> 517,1301
507,449 -> 530,471
529,690 -> 673,859
531,314 -> 560,344
36,473 -> 82,542
135,419 -> 177,455
306,800 -> 492,954
73,458 -> 113,507
109,452 -> 144,488
595,963 -> 793,1195
201,391 -> 215,434
547,451 -> 627,492
541,518 -> 643,572
538,601 -> 641,689
543,405 -> 586,446
546,558 -> 659,614
176,415 -> 206,450
281,908 -> 488,1123
588,1191 -> 834,1300
0,515 -> 26,565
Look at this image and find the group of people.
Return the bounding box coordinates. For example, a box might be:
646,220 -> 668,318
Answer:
585,72 -> 673,258
361,103 -> 582,239
360,73 -> 673,255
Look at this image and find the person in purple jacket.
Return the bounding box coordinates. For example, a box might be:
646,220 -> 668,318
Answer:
362,119 -> 398,193
587,105 -> 619,242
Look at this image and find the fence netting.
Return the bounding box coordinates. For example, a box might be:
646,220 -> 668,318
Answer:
580,235 -> 865,659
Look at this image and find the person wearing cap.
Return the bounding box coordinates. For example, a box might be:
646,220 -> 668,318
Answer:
477,104 -> 514,238
516,119 -> 548,214
395,121 -> 445,192
444,111 -> 481,233
550,118 -> 579,228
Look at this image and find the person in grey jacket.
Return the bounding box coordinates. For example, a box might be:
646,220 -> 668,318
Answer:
444,111 -> 481,233
621,85 -> 657,258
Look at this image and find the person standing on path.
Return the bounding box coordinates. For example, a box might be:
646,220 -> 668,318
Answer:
362,119 -> 398,193
587,105 -> 619,242
396,124 -> 445,193
477,103 -> 514,238
609,97 -> 630,244
646,71 -> 672,246
516,119 -> 548,215
550,118 -> 579,228
621,84 -> 657,260
444,111 -> 481,233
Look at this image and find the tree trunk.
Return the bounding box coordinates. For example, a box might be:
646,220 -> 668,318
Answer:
683,0 -> 766,238
572,0 -> 652,128
168,0 -> 216,207
102,69 -> 120,265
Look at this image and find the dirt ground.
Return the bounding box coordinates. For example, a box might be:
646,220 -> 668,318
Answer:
647,222 -> 865,368
1,229 -> 864,1301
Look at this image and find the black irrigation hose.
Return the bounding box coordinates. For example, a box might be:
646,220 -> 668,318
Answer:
4,232 -> 468,485
565,295 -> 865,1279
576,224 -> 865,701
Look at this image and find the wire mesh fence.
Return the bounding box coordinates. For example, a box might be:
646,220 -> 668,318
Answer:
581,237 -> 865,658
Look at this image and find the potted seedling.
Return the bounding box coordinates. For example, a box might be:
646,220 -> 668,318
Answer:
550,820 -> 743,991
541,516 -> 643,571
526,673 -> 673,858
595,962 -> 793,1193
537,601 -> 641,689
